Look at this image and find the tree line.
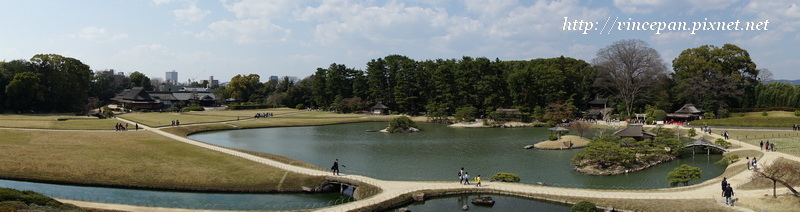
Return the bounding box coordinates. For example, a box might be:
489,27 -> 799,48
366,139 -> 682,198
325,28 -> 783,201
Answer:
0,39 -> 774,118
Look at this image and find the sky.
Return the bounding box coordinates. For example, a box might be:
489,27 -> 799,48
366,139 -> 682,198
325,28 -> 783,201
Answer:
1,0 -> 798,83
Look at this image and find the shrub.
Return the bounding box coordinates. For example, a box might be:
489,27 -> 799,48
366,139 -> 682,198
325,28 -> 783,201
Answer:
454,106 -> 477,123
548,135 -> 559,141
716,154 -> 740,164
390,111 -> 399,115
666,164 -> 701,186
651,109 -> 667,121
571,201 -> 599,212
688,128 -> 697,137
715,138 -> 732,149
180,105 -> 205,112
762,111 -> 769,116
490,172 -> 520,182
545,120 -> 556,127
795,110 -> 800,117
164,106 -> 180,112
386,116 -> 418,133
101,106 -> 114,118
703,112 -> 715,119
295,104 -> 305,110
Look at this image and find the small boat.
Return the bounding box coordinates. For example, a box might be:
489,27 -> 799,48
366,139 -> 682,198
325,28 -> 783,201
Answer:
471,196 -> 495,206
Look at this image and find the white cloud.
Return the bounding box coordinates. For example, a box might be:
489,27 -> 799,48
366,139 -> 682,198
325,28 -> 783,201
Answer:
565,44 -> 598,61
613,0 -> 670,14
200,19 -> 291,44
152,0 -> 173,5
174,3 -> 211,23
650,31 -> 699,45
223,0 -> 298,19
69,26 -> 128,42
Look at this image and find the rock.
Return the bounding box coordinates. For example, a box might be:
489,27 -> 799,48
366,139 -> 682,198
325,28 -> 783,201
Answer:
462,205 -> 469,211
523,144 -> 535,149
396,207 -> 411,212
301,186 -> 314,192
471,196 -> 495,206
412,193 -> 425,201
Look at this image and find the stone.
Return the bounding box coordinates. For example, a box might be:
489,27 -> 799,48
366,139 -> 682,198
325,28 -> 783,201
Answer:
396,207 -> 411,212
462,204 -> 469,211
412,193 -> 425,201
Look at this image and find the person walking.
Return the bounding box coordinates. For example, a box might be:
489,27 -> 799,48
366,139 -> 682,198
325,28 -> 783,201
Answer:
721,177 -> 728,192
765,141 -> 770,152
458,167 -> 465,184
760,140 -> 763,150
463,172 -> 470,185
476,175 -> 482,187
745,157 -> 751,170
752,157 -> 758,170
135,123 -> 139,131
771,142 -> 775,152
331,159 -> 340,175
722,183 -> 735,206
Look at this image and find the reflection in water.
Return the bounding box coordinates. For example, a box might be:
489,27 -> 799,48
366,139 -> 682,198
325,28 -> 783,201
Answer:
0,179 -> 351,210
393,194 -> 571,212
191,122 -> 727,189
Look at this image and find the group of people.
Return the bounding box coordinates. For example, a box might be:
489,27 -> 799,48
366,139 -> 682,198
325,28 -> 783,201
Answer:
746,157 -> 758,170
170,120 -> 181,126
721,177 -> 735,206
458,167 -> 481,187
114,122 -> 139,131
701,125 -> 713,134
721,131 -> 730,140
759,140 -> 776,152
254,113 -> 273,118
793,124 -> 800,131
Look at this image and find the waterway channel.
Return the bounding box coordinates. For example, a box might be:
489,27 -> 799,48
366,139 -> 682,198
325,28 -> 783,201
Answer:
190,122 -> 726,189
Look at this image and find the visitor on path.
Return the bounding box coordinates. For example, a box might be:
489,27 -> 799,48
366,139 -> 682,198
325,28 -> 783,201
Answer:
135,123 -> 139,131
746,157 -> 751,170
331,159 -> 340,175
760,141 -> 764,150
458,167 -> 465,184
765,141 -> 770,152
476,175 -> 482,187
721,177 -> 727,191
771,142 -> 775,152
722,183 -> 735,206
176,120 -> 180,126
752,157 -> 758,170
463,172 -> 470,185
171,120 -> 175,126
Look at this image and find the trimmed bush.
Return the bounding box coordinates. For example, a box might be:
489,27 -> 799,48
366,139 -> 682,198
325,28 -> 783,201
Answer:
180,105 -> 205,112
571,201 -> 599,212
548,135 -> 559,141
703,112 -> 715,119
795,110 -> 800,117
490,172 -> 520,182
387,116 -> 418,133
295,104 -> 305,110
687,128 -> 697,137
762,111 -> 769,116
715,138 -> 732,149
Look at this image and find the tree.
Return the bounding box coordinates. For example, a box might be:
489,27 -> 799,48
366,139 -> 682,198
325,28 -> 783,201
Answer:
386,116 -> 418,133
572,135 -> 635,168
29,54 -> 93,112
543,101 -> 576,122
454,106 -> 478,123
571,121 -> 591,138
755,82 -> 797,108
5,72 -> 44,111
593,39 -> 667,117
228,74 -> 261,103
751,159 -> 800,197
672,44 -> 759,114
666,164 -> 702,186
128,71 -> 153,91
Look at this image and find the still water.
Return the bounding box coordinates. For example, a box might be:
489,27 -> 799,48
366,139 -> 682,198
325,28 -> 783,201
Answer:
392,194 -> 572,212
191,122 -> 726,189
0,179 -> 350,210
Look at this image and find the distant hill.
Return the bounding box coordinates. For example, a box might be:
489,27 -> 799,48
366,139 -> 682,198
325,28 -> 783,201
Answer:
771,80 -> 800,85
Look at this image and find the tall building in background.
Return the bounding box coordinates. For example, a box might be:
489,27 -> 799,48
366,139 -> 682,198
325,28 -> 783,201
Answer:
166,70 -> 178,85
208,76 -> 219,87
269,76 -> 279,81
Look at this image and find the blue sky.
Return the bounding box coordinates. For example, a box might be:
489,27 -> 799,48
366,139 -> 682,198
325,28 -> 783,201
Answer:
1,0 -> 798,83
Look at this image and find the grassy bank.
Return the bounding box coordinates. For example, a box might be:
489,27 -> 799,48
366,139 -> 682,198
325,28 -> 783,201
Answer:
690,111 -> 800,127
0,114 -> 119,130
0,187 -> 85,212
727,129 -> 800,157
119,108 -> 301,127
0,129 -> 323,192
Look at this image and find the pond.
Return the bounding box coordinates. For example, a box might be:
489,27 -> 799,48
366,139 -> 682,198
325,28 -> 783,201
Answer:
190,122 -> 727,189
389,194 -> 572,212
0,179 -> 351,210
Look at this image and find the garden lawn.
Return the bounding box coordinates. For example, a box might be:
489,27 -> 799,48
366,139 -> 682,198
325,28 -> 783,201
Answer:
726,130 -> 800,157
120,108 -> 301,127
690,111 -> 800,127
0,129 -> 323,192
0,114 -> 119,130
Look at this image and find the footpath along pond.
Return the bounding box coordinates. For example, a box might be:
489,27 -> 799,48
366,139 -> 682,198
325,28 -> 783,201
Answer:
191,122 -> 727,189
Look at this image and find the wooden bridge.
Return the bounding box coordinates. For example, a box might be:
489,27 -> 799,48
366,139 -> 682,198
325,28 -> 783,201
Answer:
684,137 -> 728,153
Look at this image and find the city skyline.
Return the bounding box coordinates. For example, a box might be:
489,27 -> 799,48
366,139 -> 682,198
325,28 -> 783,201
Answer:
1,0 -> 798,82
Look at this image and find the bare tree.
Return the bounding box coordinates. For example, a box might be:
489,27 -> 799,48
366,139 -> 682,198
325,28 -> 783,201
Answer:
751,158 -> 800,197
758,68 -> 774,83
593,39 -> 667,117
571,121 -> 591,138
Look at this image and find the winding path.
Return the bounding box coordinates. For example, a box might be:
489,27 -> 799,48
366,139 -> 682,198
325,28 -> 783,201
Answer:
55,119 -> 800,212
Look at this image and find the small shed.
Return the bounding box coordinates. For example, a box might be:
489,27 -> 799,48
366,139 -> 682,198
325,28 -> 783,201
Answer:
371,102 -> 390,115
613,124 -> 656,141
